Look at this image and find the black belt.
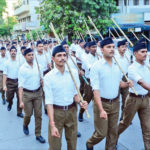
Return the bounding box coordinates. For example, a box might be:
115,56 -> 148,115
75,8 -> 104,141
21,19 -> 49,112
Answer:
101,95 -> 119,103
7,78 -> 18,82
53,102 -> 75,110
23,87 -> 41,93
43,69 -> 50,76
129,93 -> 148,99
0,71 -> 3,73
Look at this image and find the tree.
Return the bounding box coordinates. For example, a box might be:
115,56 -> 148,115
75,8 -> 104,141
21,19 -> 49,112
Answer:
37,0 -> 118,40
0,0 -> 6,17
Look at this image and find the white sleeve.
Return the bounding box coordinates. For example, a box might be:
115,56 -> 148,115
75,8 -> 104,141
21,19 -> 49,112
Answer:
44,75 -> 54,105
18,68 -> 25,88
3,61 -> 7,75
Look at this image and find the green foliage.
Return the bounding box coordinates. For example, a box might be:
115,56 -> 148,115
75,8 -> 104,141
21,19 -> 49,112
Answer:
0,0 -> 6,17
37,0 -> 118,40
0,16 -> 17,37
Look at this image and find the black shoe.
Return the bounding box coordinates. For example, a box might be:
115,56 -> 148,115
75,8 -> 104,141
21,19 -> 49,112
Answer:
86,143 -> 93,150
77,131 -> 81,138
78,113 -> 83,122
45,109 -> 47,115
36,136 -> 46,143
23,125 -> 29,135
2,99 -> 6,105
17,113 -> 24,118
7,104 -> 12,111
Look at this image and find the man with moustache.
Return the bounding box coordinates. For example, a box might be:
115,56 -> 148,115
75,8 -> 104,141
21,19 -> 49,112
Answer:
116,42 -> 150,150
0,47 -> 7,104
115,40 -> 130,120
86,38 -> 133,150
3,46 -> 23,118
44,45 -> 87,150
18,48 -> 46,143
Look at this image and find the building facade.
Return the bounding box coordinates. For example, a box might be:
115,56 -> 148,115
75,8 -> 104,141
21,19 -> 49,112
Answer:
13,0 -> 41,38
112,0 -> 150,49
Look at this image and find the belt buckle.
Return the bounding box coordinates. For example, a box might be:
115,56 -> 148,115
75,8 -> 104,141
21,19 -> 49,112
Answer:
63,106 -> 68,110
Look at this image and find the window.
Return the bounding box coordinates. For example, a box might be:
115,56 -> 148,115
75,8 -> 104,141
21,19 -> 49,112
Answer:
144,0 -> 149,5
133,0 -> 139,5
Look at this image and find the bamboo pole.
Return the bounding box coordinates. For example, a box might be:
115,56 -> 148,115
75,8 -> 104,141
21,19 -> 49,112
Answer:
49,22 -> 90,118
88,16 -> 104,40
142,33 -> 150,42
130,30 -> 139,40
109,29 -> 116,39
112,27 -> 121,38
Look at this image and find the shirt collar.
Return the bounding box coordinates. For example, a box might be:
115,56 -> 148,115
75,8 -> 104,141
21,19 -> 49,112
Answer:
134,61 -> 145,68
53,65 -> 69,75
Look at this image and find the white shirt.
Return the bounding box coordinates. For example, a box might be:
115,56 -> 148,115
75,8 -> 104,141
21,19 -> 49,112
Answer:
67,55 -> 78,71
17,54 -> 26,67
44,50 -> 52,64
35,52 -> 49,72
18,61 -> 43,90
96,46 -> 103,57
44,67 -> 80,105
90,58 -> 122,99
3,58 -> 19,79
115,52 -> 130,74
82,53 -> 98,78
128,61 -> 150,95
0,55 -> 7,71
76,46 -> 84,64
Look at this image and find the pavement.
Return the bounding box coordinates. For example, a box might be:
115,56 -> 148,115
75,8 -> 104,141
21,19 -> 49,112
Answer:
0,94 -> 145,150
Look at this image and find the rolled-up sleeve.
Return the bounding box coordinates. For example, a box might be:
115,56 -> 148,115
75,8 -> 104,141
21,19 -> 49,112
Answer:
128,66 -> 142,83
44,75 -> 54,105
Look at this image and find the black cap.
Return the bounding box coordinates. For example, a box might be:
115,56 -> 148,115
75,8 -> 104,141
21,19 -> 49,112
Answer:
133,42 -> 147,52
24,48 -> 33,56
100,37 -> 114,48
52,45 -> 66,57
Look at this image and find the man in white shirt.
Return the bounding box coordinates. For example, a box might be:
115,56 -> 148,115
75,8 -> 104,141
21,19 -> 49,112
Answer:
115,40 -> 130,120
44,45 -> 87,150
18,48 -> 46,143
79,41 -> 99,122
86,38 -> 133,150
117,42 -> 150,150
3,46 -> 23,118
0,47 -> 7,104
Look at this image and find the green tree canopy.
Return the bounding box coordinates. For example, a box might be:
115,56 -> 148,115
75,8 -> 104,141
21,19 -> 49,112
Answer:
37,0 -> 118,40
0,0 -> 6,17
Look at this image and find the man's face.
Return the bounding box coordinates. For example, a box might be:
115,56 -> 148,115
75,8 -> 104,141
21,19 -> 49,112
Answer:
37,43 -> 43,53
25,52 -> 34,63
90,45 -> 97,55
63,44 -> 69,53
52,52 -> 67,67
10,49 -> 17,58
1,50 -> 6,57
134,49 -> 147,62
101,43 -> 115,58
118,45 -> 126,55
44,44 -> 48,50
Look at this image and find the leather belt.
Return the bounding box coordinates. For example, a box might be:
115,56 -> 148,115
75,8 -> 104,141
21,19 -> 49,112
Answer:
23,87 -> 41,93
7,78 -> 18,82
101,95 -> 119,103
53,102 -> 75,110
43,69 -> 50,76
129,93 -> 148,99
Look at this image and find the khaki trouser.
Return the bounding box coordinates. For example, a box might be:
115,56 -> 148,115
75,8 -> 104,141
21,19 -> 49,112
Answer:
87,99 -> 120,150
0,72 -> 5,100
23,88 -> 43,136
48,106 -> 77,150
6,79 -> 22,114
79,79 -> 93,114
118,94 -> 150,150
120,76 -> 129,119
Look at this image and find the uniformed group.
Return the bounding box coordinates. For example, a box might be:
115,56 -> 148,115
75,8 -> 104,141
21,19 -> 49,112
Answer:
0,34 -> 150,150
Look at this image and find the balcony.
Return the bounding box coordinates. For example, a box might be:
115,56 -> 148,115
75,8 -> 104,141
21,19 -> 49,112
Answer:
14,5 -> 30,16
13,21 -> 40,32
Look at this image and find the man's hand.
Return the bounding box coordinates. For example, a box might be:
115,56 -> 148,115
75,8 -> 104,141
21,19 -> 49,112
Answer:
40,79 -> 43,87
51,126 -> 60,138
127,80 -> 133,88
79,101 -> 88,110
20,101 -> 24,109
100,109 -> 107,120
3,85 -> 7,91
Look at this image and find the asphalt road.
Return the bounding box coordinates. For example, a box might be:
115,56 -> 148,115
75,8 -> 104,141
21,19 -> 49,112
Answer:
0,94 -> 145,150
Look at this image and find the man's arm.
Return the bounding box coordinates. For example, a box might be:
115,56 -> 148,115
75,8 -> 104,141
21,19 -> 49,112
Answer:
3,74 -> 7,91
138,79 -> 150,91
18,87 -> 24,108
